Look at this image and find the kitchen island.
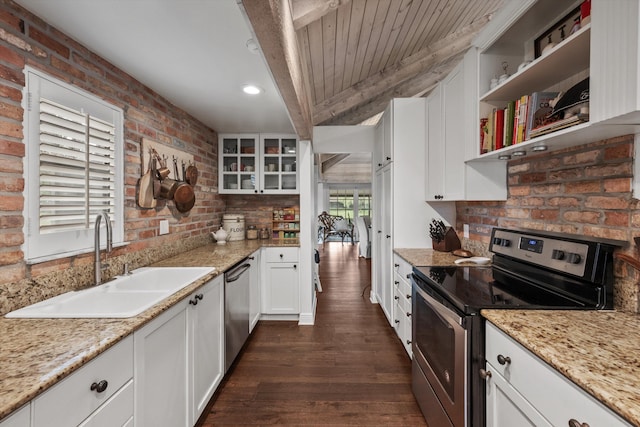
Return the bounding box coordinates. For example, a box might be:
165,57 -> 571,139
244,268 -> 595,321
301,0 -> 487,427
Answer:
0,240 -> 297,421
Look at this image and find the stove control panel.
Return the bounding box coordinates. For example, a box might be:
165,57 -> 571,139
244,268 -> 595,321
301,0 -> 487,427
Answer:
490,229 -> 588,277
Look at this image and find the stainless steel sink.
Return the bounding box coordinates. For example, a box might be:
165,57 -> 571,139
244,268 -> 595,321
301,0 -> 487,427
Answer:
5,267 -> 215,318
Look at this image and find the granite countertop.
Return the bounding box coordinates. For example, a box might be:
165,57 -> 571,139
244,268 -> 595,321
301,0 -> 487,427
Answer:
394,248 -> 462,267
0,240 -> 297,421
483,310 -> 640,426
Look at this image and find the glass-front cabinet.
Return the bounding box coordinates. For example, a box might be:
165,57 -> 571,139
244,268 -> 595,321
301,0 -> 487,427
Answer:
219,133 -> 298,194
219,134 -> 259,194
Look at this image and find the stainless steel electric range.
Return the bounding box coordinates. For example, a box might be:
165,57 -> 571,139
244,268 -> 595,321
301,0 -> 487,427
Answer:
410,227 -> 625,427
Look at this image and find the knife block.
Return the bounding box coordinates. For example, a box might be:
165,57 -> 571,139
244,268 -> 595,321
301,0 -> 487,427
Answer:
432,227 -> 461,252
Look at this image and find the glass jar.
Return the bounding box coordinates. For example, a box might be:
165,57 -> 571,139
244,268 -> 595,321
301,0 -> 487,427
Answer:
259,228 -> 270,239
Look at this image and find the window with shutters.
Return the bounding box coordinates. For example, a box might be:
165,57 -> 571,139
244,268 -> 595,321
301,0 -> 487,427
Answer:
24,67 -> 124,262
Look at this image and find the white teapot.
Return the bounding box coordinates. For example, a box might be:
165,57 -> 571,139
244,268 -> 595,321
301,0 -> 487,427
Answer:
211,227 -> 228,245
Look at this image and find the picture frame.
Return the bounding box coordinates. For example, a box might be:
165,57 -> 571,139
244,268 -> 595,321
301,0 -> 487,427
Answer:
534,6 -> 582,58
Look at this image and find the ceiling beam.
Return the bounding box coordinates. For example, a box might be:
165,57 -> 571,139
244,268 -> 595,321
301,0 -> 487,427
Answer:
321,153 -> 350,173
320,54 -> 463,125
291,0 -> 351,30
240,0 -> 314,139
312,15 -> 491,125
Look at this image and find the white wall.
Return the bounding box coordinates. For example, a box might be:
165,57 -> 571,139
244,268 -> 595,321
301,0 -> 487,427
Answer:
313,126 -> 375,153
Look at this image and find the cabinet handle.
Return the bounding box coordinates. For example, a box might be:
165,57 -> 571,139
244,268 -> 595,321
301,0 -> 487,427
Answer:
248,256 -> 255,260
195,293 -> 204,301
394,319 -> 400,324
90,380 -> 108,393
497,354 -> 511,365
254,190 -> 258,194
386,156 -> 391,161
189,298 -> 198,305
394,263 -> 399,267
394,296 -> 399,300
386,235 -> 391,239
568,420 -> 590,427
406,274 -> 411,279
280,253 -> 283,258
406,339 -> 412,345
377,230 -> 382,234
406,312 -> 411,317
479,369 -> 492,380
293,264 -> 297,270
406,294 -> 411,299
394,281 -> 399,285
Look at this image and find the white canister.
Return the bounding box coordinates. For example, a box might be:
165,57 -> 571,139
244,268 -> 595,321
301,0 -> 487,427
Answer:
222,214 -> 245,241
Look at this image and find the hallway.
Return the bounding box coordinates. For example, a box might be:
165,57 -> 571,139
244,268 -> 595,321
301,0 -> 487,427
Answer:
201,242 -> 427,426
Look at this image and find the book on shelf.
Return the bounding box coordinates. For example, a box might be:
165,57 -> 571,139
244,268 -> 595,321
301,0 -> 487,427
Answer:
528,113 -> 589,138
517,95 -> 529,143
504,100 -> 515,147
525,92 -> 559,140
494,108 -> 504,150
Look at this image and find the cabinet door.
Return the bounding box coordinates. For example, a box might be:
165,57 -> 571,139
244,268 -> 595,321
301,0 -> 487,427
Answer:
219,134 -> 259,194
248,250 -> 261,332
485,363 -> 553,427
134,301 -> 189,427
426,85 -> 444,199
380,165 -> 393,322
0,404 -> 29,427
189,276 -> 224,424
441,62 -> 466,200
262,263 -> 299,314
260,134 -> 298,194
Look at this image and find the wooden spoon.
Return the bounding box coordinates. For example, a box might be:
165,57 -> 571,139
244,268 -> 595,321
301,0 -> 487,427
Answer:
137,152 -> 156,208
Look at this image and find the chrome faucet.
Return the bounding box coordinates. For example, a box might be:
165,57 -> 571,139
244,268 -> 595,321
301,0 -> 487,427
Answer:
94,211 -> 113,285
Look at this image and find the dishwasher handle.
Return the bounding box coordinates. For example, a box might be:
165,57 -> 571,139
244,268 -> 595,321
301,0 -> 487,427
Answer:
226,263 -> 251,282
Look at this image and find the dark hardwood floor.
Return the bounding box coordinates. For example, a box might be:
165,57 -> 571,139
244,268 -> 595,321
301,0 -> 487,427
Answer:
200,242 -> 427,426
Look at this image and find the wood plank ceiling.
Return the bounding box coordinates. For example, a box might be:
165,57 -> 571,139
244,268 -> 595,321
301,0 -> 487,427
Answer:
241,0 -> 504,139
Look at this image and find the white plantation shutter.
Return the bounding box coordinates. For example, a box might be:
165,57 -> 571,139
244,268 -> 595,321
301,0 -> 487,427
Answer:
25,68 -> 123,261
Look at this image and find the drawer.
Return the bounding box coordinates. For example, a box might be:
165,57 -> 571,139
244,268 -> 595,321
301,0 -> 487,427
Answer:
33,335 -> 133,427
0,403 -> 29,427
393,255 -> 412,280
394,287 -> 411,320
485,323 -> 631,427
78,379 -> 133,427
264,247 -> 298,263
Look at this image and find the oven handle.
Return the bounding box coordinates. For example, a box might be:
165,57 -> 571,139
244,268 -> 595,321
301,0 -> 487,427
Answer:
414,280 -> 464,327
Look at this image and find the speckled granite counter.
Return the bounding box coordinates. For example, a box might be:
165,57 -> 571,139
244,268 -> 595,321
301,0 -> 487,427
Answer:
483,310 -> 640,426
0,240 -> 297,421
394,248 -> 462,267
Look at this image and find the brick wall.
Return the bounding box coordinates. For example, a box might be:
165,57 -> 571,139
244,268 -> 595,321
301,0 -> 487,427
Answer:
0,2 -> 225,295
222,195 -> 300,231
456,134 -> 640,311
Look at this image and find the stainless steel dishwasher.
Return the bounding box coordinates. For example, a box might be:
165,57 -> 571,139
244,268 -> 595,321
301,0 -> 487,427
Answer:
224,259 -> 251,372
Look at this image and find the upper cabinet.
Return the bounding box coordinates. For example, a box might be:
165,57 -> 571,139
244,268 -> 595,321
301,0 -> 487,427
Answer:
471,0 -> 640,162
219,134 -> 298,194
425,50 -> 507,202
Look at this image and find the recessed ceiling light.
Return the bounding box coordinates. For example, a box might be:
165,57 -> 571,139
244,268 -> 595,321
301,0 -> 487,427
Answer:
246,39 -> 260,54
532,144 -> 548,152
512,150 -> 527,156
242,85 -> 262,95
498,155 -> 511,160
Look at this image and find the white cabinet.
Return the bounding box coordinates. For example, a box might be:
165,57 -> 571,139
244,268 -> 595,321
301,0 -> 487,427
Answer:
392,254 -> 412,357
189,275 -> 224,424
425,50 -> 507,201
33,335 -> 133,427
0,405 -> 29,427
262,247 -> 299,315
372,98 -> 432,326
135,275 -> 224,427
219,133 -> 298,194
472,0 -> 640,162
485,322 -> 632,427
248,249 -> 261,332
134,299 -> 189,427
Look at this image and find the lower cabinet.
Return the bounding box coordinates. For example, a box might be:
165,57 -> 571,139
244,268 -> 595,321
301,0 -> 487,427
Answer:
248,249 -> 261,332
33,335 -> 134,427
0,404 -> 29,427
485,322 -> 631,427
134,275 -> 224,427
392,254 -> 412,357
262,247 -> 299,315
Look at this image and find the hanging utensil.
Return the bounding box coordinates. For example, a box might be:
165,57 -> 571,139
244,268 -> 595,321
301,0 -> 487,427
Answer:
173,156 -> 195,207
185,160 -> 198,186
137,150 -> 157,208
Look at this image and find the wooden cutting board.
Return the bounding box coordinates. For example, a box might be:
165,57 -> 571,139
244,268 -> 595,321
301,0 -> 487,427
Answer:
137,157 -> 156,209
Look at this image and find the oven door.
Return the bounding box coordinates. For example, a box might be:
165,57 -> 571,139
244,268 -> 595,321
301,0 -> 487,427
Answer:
412,274 -> 467,427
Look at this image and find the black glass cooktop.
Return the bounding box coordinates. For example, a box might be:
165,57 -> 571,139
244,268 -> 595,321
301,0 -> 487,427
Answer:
412,265 -> 592,315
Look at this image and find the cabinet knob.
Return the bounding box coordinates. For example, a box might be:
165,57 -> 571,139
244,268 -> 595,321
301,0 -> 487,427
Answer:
293,264 -> 297,270
280,254 -> 283,258
248,256 -> 255,260
497,354 -> 511,365
394,281 -> 399,285
394,296 -> 399,300
189,298 -> 198,305
479,369 -> 492,380
386,235 -> 391,239
406,340 -> 412,345
406,274 -> 411,279
386,156 -> 391,161
568,420 -> 590,427
406,294 -> 411,299
394,263 -> 399,267
90,380 -> 108,393
406,312 -> 411,317
394,319 -> 400,324
195,293 -> 204,301
254,190 -> 258,193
